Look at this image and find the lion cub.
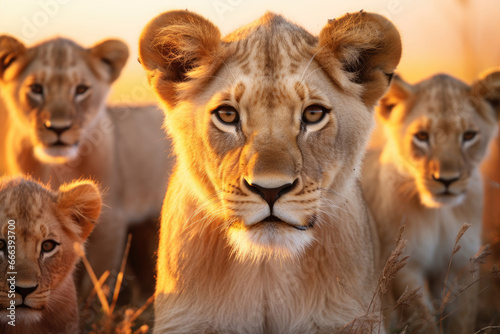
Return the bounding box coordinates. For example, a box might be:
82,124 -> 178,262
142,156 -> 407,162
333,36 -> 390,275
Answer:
140,10 -> 401,333
362,71 -> 500,333
0,35 -> 171,297
0,176 -> 101,333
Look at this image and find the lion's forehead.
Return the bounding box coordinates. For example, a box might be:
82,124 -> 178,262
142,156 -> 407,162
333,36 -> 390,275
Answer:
238,79 -> 307,108
22,39 -> 94,88
409,76 -> 481,131
0,219 -> 51,255
225,15 -> 317,78
0,182 -> 56,236
0,211 -> 53,238
27,60 -> 90,86
414,75 -> 471,114
411,112 -> 471,133
33,38 -> 83,68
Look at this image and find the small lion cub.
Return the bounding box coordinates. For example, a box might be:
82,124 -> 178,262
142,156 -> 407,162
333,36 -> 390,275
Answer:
0,176 -> 101,333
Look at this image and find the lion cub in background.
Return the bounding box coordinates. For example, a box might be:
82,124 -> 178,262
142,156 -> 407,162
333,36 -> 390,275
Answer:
0,176 -> 101,333
0,35 -> 171,297
362,71 -> 500,333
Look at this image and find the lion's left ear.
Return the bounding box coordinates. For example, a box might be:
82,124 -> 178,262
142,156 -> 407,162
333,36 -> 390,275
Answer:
89,39 -> 129,82
316,11 -> 402,108
57,180 -> 102,240
0,35 -> 26,80
471,69 -> 500,119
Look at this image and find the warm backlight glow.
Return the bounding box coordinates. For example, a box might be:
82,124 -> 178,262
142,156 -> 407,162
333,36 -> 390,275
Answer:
0,0 -> 499,105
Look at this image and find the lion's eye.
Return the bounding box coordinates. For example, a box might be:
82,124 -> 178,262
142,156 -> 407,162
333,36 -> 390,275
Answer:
41,240 -> 59,253
214,106 -> 239,125
302,105 -> 328,124
0,240 -> 5,252
30,83 -> 44,95
463,131 -> 477,142
414,131 -> 429,142
75,84 -> 89,95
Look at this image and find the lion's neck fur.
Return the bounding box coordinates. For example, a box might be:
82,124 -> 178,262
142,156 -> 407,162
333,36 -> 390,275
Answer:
0,275 -> 78,334
155,168 -> 378,333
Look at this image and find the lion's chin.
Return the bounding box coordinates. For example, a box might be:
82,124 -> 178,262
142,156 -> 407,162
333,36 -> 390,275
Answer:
227,223 -> 315,262
420,191 -> 465,208
0,306 -> 43,323
34,144 -> 79,164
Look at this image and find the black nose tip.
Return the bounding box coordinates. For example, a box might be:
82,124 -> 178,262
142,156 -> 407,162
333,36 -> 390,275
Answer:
15,284 -> 38,299
244,179 -> 298,209
44,123 -> 71,136
432,174 -> 459,188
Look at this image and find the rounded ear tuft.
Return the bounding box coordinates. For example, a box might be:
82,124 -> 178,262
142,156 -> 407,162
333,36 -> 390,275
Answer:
138,10 -> 222,107
58,180 -> 102,240
0,35 -> 26,79
317,12 -> 402,107
89,39 -> 129,82
471,68 -> 500,118
378,74 -> 413,120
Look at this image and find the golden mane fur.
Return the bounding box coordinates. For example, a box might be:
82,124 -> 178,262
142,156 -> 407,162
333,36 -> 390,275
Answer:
140,10 -> 401,333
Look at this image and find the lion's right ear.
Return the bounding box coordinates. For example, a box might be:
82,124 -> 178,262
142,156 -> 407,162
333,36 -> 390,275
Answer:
138,10 -> 222,108
377,74 -> 413,121
57,180 -> 102,240
0,35 -> 26,80
471,69 -> 500,119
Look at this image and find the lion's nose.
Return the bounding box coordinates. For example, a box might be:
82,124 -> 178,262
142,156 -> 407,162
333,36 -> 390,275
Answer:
15,284 -> 38,299
44,121 -> 71,136
244,179 -> 298,209
432,174 -> 459,188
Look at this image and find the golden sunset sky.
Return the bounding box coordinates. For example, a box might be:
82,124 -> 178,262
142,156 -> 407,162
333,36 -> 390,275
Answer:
1,0 -> 499,105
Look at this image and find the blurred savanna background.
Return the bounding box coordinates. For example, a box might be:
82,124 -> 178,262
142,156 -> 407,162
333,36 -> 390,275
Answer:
1,0 -> 500,331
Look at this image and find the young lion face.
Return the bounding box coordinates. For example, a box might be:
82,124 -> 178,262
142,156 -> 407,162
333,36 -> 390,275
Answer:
140,11 -> 401,260
0,177 -> 100,323
0,36 -> 128,164
378,73 -> 500,208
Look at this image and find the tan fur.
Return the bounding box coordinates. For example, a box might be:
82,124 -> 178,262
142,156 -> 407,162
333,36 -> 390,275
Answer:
139,10 -> 401,333
0,176 -> 101,333
0,36 -> 172,296
0,95 -> 7,175
362,72 -> 500,333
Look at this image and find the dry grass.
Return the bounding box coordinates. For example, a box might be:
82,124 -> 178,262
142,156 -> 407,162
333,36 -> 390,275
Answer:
336,222 -> 500,334
73,224 -> 500,334
391,223 -> 500,334
336,225 -> 421,334
76,234 -> 154,333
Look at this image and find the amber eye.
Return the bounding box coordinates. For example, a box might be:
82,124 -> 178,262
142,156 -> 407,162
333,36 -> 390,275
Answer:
414,131 -> 429,142
30,83 -> 44,95
75,84 -> 89,95
41,240 -> 59,253
463,131 -> 477,142
302,105 -> 328,124
0,240 -> 5,252
214,106 -> 239,125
